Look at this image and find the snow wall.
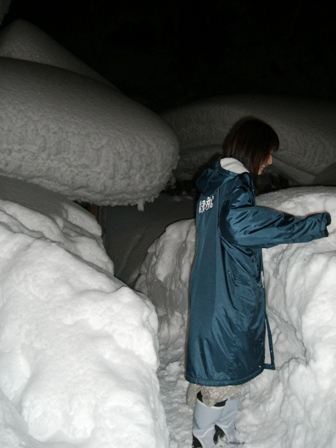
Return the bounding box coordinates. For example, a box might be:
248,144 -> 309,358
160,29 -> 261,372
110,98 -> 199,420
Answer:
161,95 -> 336,186
0,176 -> 169,448
136,186 -> 336,447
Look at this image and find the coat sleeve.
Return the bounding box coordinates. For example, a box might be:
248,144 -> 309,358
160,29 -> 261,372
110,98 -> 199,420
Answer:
220,180 -> 331,249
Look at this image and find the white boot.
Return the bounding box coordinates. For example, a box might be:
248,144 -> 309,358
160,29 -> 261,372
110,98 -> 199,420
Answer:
214,397 -> 243,445
192,398 -> 223,448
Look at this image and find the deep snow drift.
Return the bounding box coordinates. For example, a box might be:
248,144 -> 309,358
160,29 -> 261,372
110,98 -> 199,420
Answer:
0,20 -> 179,207
136,186 -> 336,448
0,176 -> 168,448
1,177 -> 336,447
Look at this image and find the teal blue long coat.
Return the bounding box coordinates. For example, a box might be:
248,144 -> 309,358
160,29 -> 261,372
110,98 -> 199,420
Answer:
186,158 -> 330,387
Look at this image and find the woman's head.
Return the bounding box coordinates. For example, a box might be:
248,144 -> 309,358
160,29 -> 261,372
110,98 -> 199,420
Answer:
223,117 -> 279,178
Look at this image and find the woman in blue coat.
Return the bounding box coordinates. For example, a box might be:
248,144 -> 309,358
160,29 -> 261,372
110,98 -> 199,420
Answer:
186,118 -> 331,447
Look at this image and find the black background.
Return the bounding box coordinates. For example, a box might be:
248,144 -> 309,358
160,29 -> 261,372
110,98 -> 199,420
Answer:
2,0 -> 336,111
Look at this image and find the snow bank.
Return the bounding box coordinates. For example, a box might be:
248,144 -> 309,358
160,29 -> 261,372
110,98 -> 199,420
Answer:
0,176 -> 168,447
136,186 -> 336,447
161,95 -> 336,185
0,57 -> 179,206
0,20 -> 112,86
0,175 -> 112,273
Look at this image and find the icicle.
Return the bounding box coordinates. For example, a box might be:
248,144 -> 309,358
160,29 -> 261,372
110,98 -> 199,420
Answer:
137,198 -> 145,211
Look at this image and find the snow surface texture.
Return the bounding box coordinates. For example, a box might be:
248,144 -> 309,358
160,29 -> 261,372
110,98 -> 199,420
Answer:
0,176 -> 169,447
0,20 -> 112,87
0,20 -> 179,207
161,95 -> 336,186
0,56 -> 179,206
136,186 -> 336,447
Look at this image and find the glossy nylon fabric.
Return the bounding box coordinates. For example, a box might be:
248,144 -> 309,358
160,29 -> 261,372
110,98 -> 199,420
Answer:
186,158 -> 330,387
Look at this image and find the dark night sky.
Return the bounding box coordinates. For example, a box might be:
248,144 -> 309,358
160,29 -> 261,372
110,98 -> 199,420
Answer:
2,0 -> 336,110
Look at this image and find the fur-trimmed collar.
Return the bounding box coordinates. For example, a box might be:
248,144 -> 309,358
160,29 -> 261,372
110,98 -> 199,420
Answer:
220,157 -> 249,174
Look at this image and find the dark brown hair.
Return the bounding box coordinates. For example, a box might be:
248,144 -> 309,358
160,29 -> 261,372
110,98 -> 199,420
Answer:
223,117 -> 279,178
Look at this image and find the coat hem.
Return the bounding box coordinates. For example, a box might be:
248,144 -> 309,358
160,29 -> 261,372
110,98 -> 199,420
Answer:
186,365 -> 266,387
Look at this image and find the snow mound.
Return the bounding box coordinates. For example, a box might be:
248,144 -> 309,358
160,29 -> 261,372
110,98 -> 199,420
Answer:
161,95 -> 336,185
0,177 -> 168,447
0,175 -> 112,272
0,19 -> 112,86
136,186 -> 336,447
252,187 -> 336,446
0,57 -> 179,206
